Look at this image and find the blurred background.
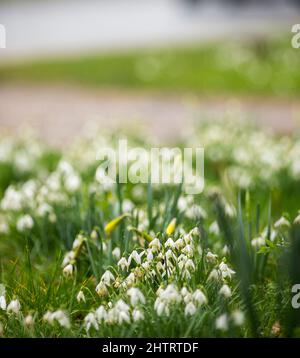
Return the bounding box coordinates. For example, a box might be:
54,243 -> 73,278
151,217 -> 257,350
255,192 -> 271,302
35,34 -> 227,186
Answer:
0,0 -> 300,146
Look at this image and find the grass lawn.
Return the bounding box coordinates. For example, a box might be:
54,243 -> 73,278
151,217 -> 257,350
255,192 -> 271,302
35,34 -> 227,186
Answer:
0,37 -> 299,96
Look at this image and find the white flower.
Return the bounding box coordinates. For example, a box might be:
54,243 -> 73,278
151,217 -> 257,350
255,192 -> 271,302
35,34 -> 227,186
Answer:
132,309 -> 144,322
117,257 -> 129,271
95,281 -> 108,297
112,247 -> 121,260
100,270 -> 115,286
63,264 -> 74,277
51,310 -> 71,329
274,216 -> 290,229
185,302 -> 197,316
0,295 -> 6,311
182,245 -> 193,257
62,251 -> 75,267
149,238 -> 161,253
222,245 -> 230,255
209,221 -> 220,236
208,268 -> 220,281
231,310 -> 245,326
65,174 -> 81,192
193,289 -> 207,305
206,251 -> 218,263
165,238 -> 175,249
219,284 -> 232,298
17,215 -> 34,232
127,287 -> 146,306
251,236 -> 265,249
216,313 -> 228,331
24,314 -> 35,327
95,305 -> 107,322
128,250 -> 142,265
76,290 -> 86,303
294,213 -> 300,225
7,299 -> 21,314
72,234 -> 85,250
175,238 -> 184,250
84,312 -> 99,331
154,299 -> 169,317
219,262 -> 235,279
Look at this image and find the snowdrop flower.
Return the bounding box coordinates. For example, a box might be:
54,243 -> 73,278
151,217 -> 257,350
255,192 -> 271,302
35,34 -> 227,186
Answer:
274,216 -> 290,229
175,238 -> 185,250
122,199 -> 134,213
132,309 -> 144,322
65,174 -> 81,192
165,238 -> 175,249
149,238 -> 161,253
294,213 -> 300,225
185,302 -> 197,316
17,214 -> 34,232
251,236 -> 265,249
219,262 -> 235,279
72,234 -> 85,251
100,270 -> 115,286
117,310 -> 131,324
185,259 -> 195,271
127,288 -> 145,306
7,299 -> 21,315
63,264 -> 74,277
95,281 -> 108,297
124,272 -> 136,287
76,290 -> 86,303
128,250 -> 142,265
215,313 -> 229,331
193,289 -> 207,305
0,295 -> 6,311
181,287 -> 189,297
51,310 -> 71,329
84,312 -> 99,331
62,251 -> 75,268
206,251 -> 218,263
222,245 -> 230,256
0,221 -> 9,235
146,249 -> 153,261
112,247 -> 121,260
208,268 -> 220,281
95,305 -> 107,322
118,257 -> 129,271
90,229 -> 98,241
219,284 -> 232,298
182,245 -> 193,257
231,310 -> 245,326
24,314 -> 35,327
209,221 -> 220,236
154,299 -> 169,317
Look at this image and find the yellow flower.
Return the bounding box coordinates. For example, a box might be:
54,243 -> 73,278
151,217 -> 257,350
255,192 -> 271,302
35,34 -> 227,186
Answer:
166,218 -> 176,236
105,214 -> 129,236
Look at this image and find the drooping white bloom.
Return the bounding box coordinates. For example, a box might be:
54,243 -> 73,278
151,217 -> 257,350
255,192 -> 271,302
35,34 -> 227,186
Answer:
251,236 -> 266,249
165,238 -> 175,249
95,281 -> 108,297
95,305 -> 107,322
182,245 -> 193,257
149,238 -> 161,253
219,262 -> 235,279
175,238 -> 185,250
193,289 -> 208,305
65,174 -> 81,192
185,302 -> 197,316
112,247 -> 121,260
76,290 -> 86,303
1,186 -> 22,211
51,310 -> 71,329
209,221 -> 220,236
219,284 -> 232,298
215,313 -> 229,331
206,251 -> 218,263
0,295 -> 6,311
17,214 -> 34,232
208,268 -> 220,281
117,257 -> 129,271
62,251 -> 75,268
128,250 -> 142,265
127,287 -> 146,306
7,299 -> 21,315
100,270 -> 115,286
274,216 -> 290,229
84,312 -> 99,331
63,264 -> 74,277
24,314 -> 35,327
132,308 -> 144,322
231,310 -> 245,326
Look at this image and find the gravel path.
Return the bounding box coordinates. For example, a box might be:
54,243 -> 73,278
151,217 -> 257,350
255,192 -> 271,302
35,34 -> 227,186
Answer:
0,84 -> 299,147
